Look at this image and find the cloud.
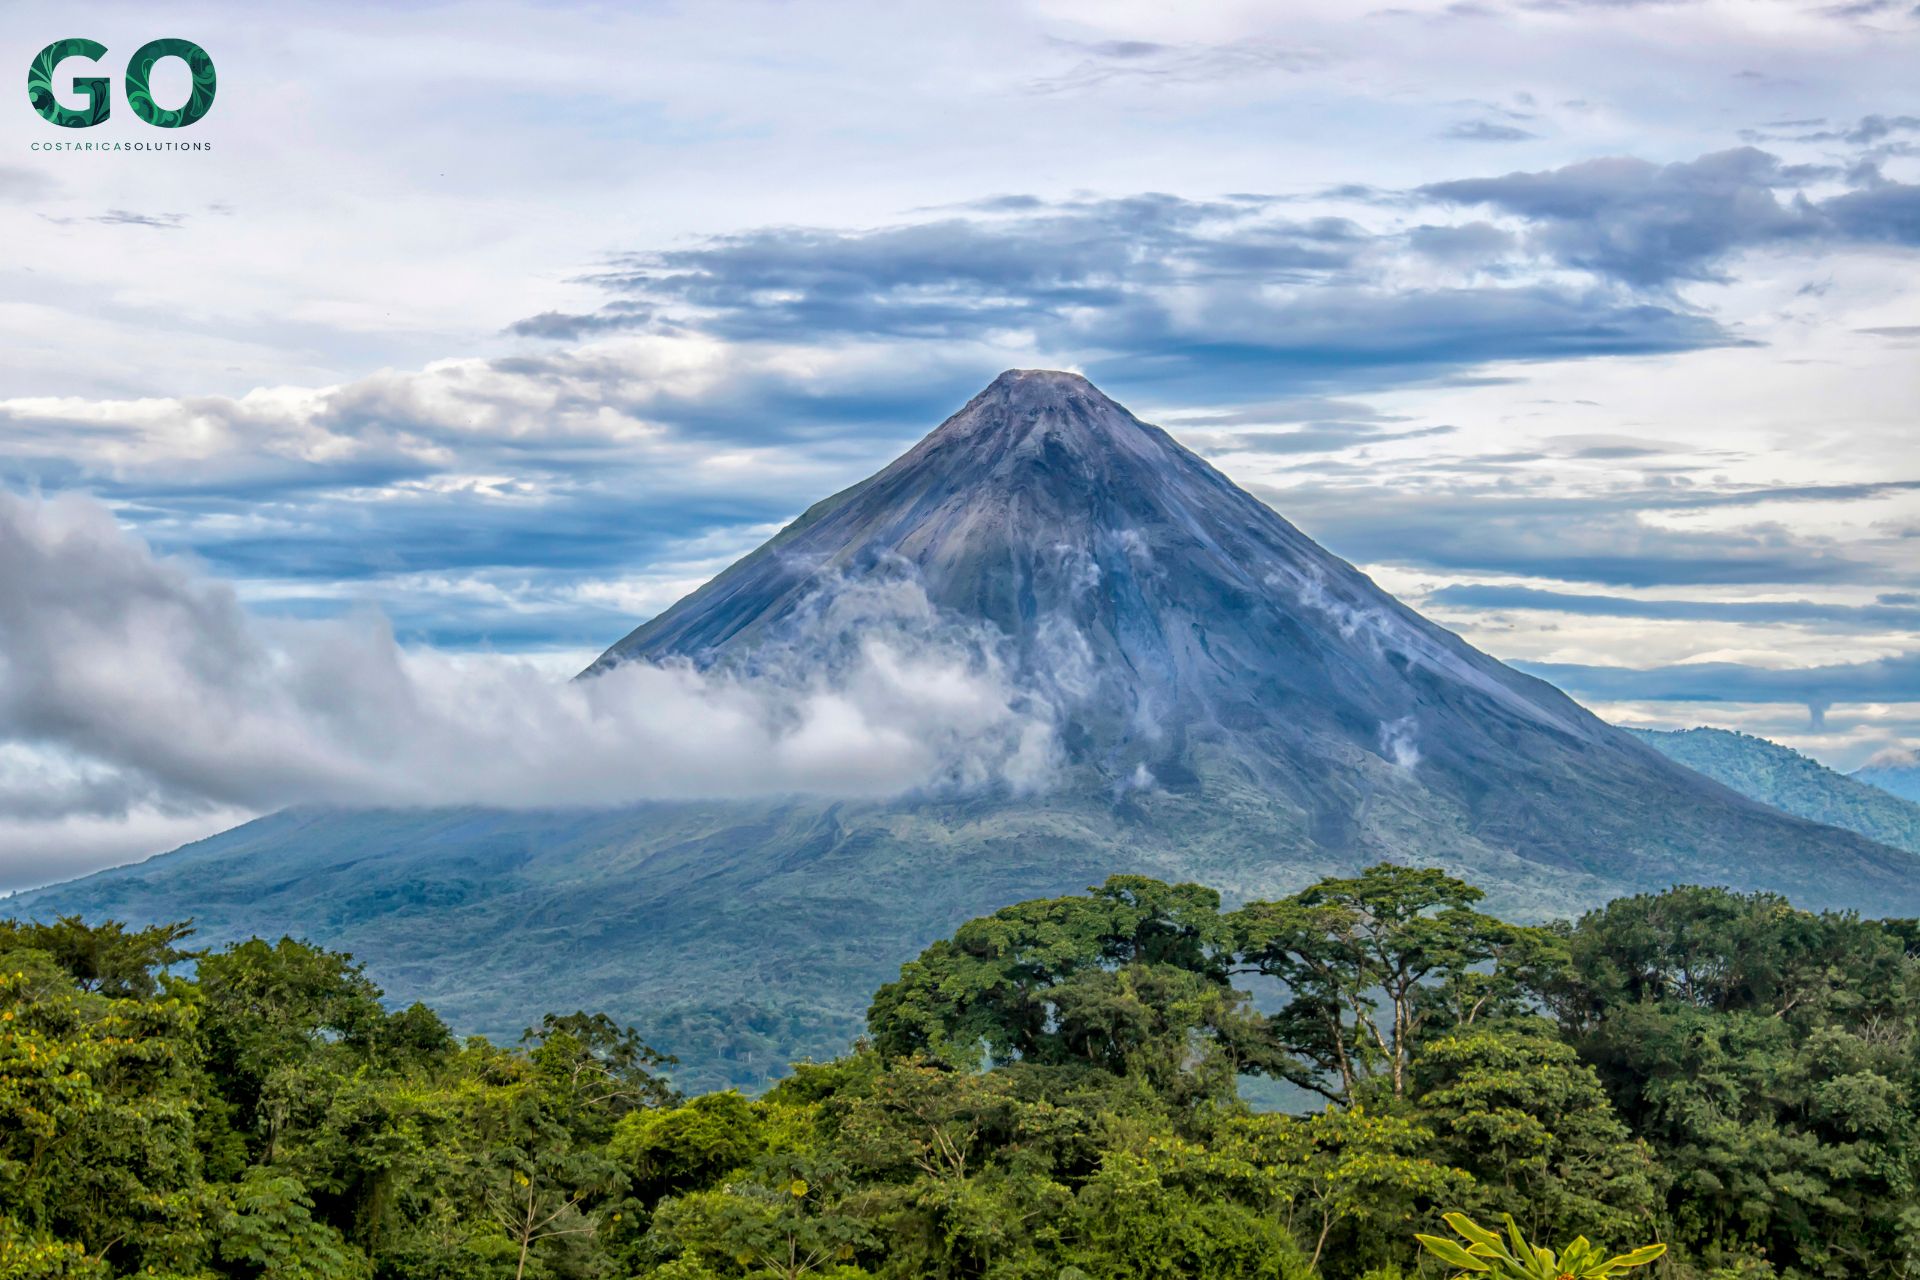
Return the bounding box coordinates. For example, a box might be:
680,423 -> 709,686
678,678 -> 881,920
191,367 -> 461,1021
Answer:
1183,423 -> 1455,456
92,210 -> 185,230
0,492 -> 1060,852
512,194 -> 1737,394
1270,480 -> 1906,587
1517,651 -> 1920,723
1027,37 -> 1324,95
1443,121 -> 1538,142
1428,583 -> 1920,628
0,806 -> 255,896
1422,147 -> 1920,285
39,210 -> 186,230
0,338 -> 1060,649
1406,220 -> 1518,263
1863,744 -> 1919,770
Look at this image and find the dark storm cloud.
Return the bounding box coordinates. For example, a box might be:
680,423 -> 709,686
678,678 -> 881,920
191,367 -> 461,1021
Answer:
514,193 -> 1738,393
1428,584 -> 1920,629
1422,147 -> 1920,285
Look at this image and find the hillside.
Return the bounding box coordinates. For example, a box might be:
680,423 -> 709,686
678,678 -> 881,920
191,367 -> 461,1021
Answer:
1857,749 -> 1920,805
1629,726 -> 1920,856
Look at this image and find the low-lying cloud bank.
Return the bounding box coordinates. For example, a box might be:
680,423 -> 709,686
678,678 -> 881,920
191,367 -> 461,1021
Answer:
0,492 -> 1058,889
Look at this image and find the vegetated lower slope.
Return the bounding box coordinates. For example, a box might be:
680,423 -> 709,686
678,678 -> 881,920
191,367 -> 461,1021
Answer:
14,370 -> 1920,1093
1629,726 -> 1920,855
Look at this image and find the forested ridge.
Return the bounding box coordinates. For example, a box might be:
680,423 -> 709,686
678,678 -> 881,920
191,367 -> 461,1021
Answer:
6,865 -> 1919,1278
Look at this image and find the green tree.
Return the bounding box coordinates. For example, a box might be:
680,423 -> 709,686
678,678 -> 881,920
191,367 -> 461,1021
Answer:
1071,1140 -> 1315,1280
645,1153 -> 874,1279
867,876 -> 1268,1105
1232,864 -> 1538,1103
1412,1021 -> 1659,1246
0,945 -> 207,1276
523,1012 -> 677,1138
216,1168 -> 366,1279
1217,1105 -> 1467,1275
614,1090 -> 775,1207
0,916 -> 194,999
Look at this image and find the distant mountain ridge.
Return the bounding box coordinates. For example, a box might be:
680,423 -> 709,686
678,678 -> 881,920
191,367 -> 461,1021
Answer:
1628,726 -> 1920,856
1856,750 -> 1920,806
14,370 -> 1920,1092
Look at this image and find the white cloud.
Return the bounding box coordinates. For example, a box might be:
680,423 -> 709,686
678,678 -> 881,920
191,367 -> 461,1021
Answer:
0,491 -> 1059,888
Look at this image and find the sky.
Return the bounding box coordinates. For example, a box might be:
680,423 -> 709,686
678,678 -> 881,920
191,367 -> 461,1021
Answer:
1,0 -> 1917,887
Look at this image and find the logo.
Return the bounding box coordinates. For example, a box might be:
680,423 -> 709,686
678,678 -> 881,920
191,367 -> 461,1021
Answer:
28,37 -> 216,128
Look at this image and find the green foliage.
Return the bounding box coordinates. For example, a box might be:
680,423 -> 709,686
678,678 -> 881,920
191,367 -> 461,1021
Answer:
8,868 -> 1920,1278
1548,886 -> 1920,1275
0,915 -> 193,998
868,875 -> 1266,1106
216,1169 -> 367,1279
1417,1211 -> 1665,1278
614,1090 -> 773,1204
0,947 -> 206,1275
1413,1022 -> 1659,1245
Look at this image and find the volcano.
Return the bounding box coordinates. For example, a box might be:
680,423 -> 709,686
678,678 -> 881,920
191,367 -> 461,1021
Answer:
17,370 -> 1920,1090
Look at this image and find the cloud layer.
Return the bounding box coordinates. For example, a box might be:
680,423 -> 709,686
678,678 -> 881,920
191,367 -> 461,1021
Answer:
0,492 -> 1057,887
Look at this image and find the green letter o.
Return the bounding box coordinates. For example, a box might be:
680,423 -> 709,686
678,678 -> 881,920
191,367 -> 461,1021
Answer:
126,38 -> 216,128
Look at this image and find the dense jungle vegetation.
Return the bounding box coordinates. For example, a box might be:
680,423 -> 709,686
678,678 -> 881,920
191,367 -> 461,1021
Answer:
6,864 -> 1919,1278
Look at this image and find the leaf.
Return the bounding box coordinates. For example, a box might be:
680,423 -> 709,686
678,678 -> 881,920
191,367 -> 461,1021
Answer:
1417,1234 -> 1494,1271
1443,1213 -> 1506,1252
1598,1243 -> 1668,1272
1504,1214 -> 1532,1263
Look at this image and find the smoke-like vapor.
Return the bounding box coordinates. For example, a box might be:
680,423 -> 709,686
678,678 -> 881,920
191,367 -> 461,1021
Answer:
0,492 -> 1059,887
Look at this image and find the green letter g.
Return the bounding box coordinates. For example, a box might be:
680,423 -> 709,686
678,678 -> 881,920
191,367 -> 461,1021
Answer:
28,38 -> 109,128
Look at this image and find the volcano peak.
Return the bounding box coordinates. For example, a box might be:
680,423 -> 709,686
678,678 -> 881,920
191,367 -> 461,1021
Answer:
919,368 -> 1165,465
984,367 -> 1101,400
